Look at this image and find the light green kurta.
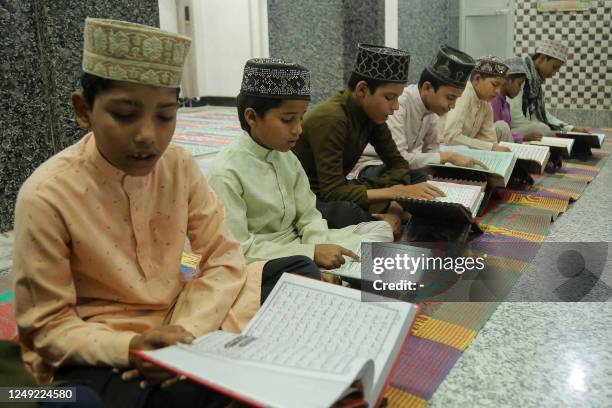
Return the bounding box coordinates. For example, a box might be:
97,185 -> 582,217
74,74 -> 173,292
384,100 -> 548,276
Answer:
207,133 -> 362,263
508,86 -> 573,133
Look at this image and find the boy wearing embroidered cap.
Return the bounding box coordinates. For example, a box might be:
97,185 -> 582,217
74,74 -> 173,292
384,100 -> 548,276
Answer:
208,58 -> 393,276
509,39 -> 589,133
12,18 -> 317,406
353,45 -> 487,176
491,57 -> 543,143
293,43 -> 445,230
439,56 -> 512,151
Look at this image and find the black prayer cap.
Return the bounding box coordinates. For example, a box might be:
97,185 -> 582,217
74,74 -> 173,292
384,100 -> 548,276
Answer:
425,45 -> 476,89
352,43 -> 411,83
240,58 -> 311,100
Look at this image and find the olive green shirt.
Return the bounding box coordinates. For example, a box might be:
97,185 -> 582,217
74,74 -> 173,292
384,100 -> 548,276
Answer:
293,90 -> 412,212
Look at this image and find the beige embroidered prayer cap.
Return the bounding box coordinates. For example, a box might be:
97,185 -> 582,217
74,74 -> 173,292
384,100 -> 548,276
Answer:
535,39 -> 568,62
82,18 -> 192,88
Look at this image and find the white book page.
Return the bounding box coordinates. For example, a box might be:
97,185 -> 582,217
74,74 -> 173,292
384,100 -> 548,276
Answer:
181,331 -> 363,378
438,146 -> 515,177
566,131 -> 605,140
529,136 -> 574,153
473,192 -> 485,217
499,142 -> 549,165
427,180 -> 481,211
573,132 -> 607,146
598,133 -> 605,144
245,273 -> 417,406
143,342 -> 366,408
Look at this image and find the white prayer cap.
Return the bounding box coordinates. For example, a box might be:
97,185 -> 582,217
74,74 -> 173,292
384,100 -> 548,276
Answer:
535,39 -> 569,62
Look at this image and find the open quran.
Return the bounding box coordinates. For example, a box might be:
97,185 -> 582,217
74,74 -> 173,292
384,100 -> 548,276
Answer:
134,273 -> 419,408
526,136 -> 574,157
499,141 -> 551,174
557,131 -> 605,149
429,146 -> 517,187
396,180 -> 484,218
395,179 -> 486,243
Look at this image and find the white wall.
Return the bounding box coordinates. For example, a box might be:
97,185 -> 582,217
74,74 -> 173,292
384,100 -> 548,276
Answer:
158,0 -> 178,33
460,0 -> 515,58
192,0 -> 269,97
384,0 -> 398,48
157,0 -> 269,98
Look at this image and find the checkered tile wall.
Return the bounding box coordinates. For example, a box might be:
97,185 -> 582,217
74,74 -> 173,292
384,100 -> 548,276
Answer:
514,0 -> 611,111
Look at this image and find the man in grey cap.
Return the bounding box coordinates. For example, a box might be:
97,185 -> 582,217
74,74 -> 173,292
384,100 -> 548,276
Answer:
509,39 -> 589,133
491,56 -> 544,143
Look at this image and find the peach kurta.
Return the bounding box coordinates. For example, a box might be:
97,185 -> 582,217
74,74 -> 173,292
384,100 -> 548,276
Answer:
13,133 -> 261,382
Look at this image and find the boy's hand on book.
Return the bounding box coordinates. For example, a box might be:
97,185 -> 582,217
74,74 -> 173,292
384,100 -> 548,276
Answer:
523,132 -> 543,142
442,152 -> 488,169
572,126 -> 590,133
314,244 -> 360,269
372,212 -> 401,236
492,144 -> 511,152
127,325 -> 195,389
390,182 -> 445,200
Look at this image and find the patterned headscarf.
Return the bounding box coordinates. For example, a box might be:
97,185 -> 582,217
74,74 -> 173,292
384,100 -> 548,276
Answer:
522,55 -> 561,130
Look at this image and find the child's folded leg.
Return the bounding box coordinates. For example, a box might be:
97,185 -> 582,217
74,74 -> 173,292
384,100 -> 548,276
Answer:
315,198 -> 374,229
494,120 -> 514,142
260,255 -> 321,303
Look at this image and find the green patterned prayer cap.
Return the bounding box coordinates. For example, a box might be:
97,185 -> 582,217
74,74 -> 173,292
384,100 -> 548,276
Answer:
82,18 -> 192,88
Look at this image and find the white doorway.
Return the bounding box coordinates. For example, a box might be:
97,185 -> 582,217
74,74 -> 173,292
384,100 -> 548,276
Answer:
460,0 -> 515,59
160,0 -> 269,99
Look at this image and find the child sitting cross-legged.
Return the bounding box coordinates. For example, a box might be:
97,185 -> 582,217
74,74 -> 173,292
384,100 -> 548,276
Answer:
208,58 -> 394,280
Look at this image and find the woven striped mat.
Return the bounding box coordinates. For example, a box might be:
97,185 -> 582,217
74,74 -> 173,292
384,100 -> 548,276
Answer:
0,268 -> 15,339
385,128 -> 611,406
0,128 -> 610,406
171,108 -> 242,157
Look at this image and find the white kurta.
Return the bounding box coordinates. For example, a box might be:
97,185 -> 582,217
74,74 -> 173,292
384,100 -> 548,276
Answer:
353,84 -> 441,174
438,81 -> 497,151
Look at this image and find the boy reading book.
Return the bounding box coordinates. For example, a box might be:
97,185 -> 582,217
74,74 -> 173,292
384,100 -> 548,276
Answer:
12,18 -> 320,407
208,58 -> 393,278
292,44 -> 445,229
509,39 -> 590,134
354,45 -> 485,175
135,273 -> 419,408
491,57 -> 544,144
439,56 -> 512,152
